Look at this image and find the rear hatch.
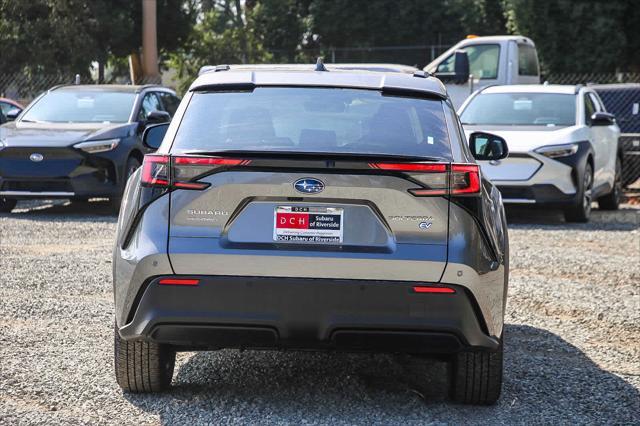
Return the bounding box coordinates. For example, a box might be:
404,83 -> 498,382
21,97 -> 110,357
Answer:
155,85 -> 471,282
165,156 -> 450,282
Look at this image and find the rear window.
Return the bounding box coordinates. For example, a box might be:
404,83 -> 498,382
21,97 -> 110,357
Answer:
171,87 -> 452,160
461,93 -> 576,126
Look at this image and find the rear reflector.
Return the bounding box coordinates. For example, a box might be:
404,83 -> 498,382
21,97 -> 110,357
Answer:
413,286 -> 456,294
158,278 -> 200,286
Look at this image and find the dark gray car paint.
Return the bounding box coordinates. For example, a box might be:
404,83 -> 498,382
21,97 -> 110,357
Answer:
113,70 -> 509,347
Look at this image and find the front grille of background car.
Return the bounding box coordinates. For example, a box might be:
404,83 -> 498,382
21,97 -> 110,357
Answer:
1,180 -> 73,192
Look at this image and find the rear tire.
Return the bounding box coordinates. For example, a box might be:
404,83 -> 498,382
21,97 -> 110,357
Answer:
450,342 -> 503,405
114,324 -> 175,393
0,197 -> 17,213
564,162 -> 593,223
598,157 -> 622,210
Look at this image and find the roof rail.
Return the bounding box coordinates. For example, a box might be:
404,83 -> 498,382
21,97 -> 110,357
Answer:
198,65 -> 231,76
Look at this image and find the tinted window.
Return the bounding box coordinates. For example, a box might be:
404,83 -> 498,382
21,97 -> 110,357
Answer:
518,44 -> 539,76
158,92 -> 180,116
437,44 -> 500,79
21,90 -> 135,123
461,93 -> 576,126
172,87 -> 452,160
138,92 -> 162,121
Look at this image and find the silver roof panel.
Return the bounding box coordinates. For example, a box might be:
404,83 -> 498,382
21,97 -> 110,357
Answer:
189,70 -> 448,98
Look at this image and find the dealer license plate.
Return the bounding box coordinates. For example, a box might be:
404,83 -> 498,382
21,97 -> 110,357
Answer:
273,206 -> 343,243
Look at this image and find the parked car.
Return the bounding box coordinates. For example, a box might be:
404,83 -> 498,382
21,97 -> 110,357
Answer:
0,84 -> 180,212
592,83 -> 640,187
459,84 -> 621,222
0,97 -> 24,121
113,64 -> 510,405
424,35 -> 541,108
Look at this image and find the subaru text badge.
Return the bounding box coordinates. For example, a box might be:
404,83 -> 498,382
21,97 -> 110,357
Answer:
294,178 -> 324,194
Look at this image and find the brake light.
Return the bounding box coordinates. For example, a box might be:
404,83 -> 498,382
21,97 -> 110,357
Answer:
450,164 -> 480,195
140,155 -> 251,190
369,162 -> 480,196
368,162 -> 447,172
141,155 -> 170,187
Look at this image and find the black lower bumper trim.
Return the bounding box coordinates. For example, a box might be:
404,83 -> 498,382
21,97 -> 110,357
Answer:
120,275 -> 499,353
498,184 -> 577,206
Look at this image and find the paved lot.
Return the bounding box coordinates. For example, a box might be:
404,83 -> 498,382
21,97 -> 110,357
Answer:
0,200 -> 638,425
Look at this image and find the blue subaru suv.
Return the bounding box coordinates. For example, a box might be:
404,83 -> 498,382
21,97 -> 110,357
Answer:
0,84 -> 180,212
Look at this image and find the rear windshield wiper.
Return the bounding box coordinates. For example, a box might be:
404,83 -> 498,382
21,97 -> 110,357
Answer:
181,150 -> 446,163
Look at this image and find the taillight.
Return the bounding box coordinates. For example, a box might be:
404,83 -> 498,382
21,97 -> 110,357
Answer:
368,162 -> 480,196
141,155 -> 170,187
140,155 -> 251,190
450,164 -> 480,195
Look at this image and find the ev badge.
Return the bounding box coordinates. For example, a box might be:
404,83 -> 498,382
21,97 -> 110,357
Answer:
419,221 -> 432,230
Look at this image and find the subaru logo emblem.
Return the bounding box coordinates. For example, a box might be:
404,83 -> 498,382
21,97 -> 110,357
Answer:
294,178 -> 324,194
30,153 -> 44,162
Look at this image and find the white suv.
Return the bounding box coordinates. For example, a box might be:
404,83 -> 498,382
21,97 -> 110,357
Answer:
459,85 -> 621,222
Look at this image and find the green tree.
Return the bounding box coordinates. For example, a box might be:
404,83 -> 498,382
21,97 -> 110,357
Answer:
252,0 -> 309,62
168,0 -> 272,92
505,0 -> 631,74
0,0 -> 195,78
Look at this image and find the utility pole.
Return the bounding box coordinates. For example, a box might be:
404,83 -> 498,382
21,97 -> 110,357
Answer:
141,0 -> 160,82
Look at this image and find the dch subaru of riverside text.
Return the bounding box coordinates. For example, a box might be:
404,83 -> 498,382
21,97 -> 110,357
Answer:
113,63 -> 510,405
0,84 -> 180,212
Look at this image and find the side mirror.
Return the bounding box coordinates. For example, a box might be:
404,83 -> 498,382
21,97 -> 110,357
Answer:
146,110 -> 171,125
434,50 -> 470,84
6,107 -> 21,121
591,111 -> 615,126
142,123 -> 169,150
469,132 -> 509,161
453,50 -> 470,84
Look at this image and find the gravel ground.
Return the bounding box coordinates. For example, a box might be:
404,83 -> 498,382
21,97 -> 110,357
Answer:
0,199 -> 638,425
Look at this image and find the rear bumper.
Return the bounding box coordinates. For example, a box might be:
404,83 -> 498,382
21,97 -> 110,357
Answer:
118,275 -> 500,353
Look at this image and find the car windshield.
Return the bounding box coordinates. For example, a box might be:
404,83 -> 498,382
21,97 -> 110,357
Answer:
461,93 -> 576,126
21,90 -> 136,123
171,87 -> 452,160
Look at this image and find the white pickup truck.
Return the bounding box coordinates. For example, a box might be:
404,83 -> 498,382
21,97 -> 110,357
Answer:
424,35 -> 541,108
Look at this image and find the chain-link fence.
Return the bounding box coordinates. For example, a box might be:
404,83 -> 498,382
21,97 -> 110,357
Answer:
546,73 -> 640,192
